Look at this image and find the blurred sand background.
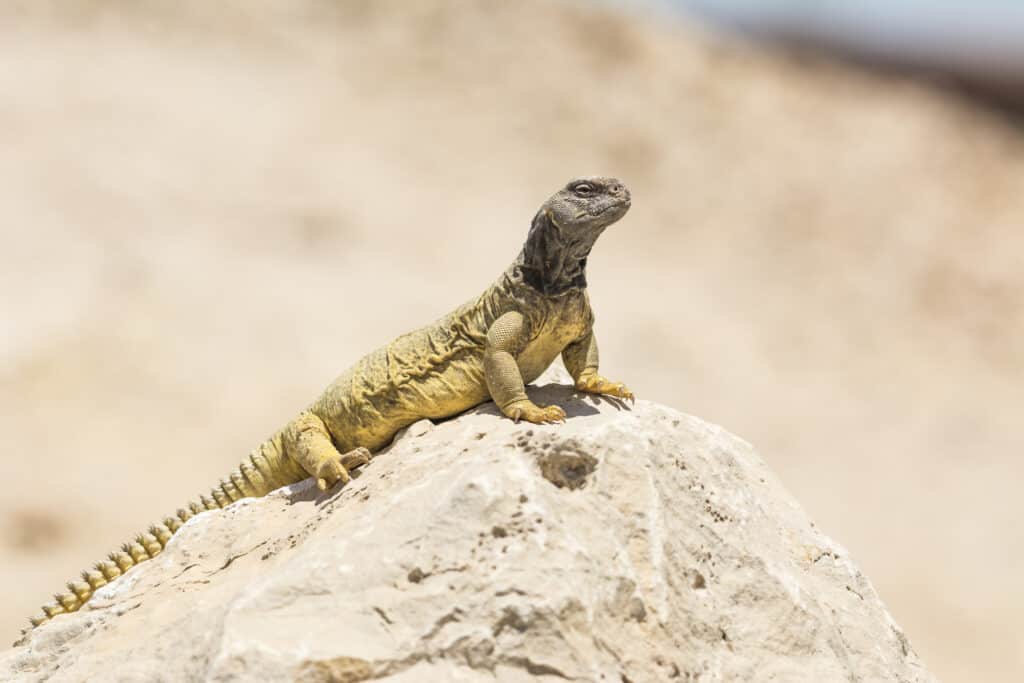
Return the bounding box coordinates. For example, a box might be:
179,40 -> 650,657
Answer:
1,1 -> 1022,680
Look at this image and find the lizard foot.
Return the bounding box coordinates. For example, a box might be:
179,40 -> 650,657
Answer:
575,374 -> 635,403
316,447 -> 371,491
504,400 -> 567,425
341,447 -> 371,471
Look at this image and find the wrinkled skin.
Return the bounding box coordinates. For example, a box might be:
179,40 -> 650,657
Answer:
21,177 -> 635,641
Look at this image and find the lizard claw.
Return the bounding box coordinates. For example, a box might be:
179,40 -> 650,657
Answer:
341,447 -> 372,471
576,375 -> 635,403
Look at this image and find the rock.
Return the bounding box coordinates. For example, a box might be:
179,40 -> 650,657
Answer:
0,367 -> 935,682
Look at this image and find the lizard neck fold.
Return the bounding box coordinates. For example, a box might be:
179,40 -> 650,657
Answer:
515,208 -> 602,296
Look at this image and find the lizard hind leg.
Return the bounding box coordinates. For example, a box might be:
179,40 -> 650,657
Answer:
284,412 -> 370,491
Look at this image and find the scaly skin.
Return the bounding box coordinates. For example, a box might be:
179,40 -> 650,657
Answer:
18,176 -> 634,642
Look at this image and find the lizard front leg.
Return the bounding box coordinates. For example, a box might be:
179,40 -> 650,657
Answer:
284,412 -> 371,491
562,330 -> 635,402
485,311 -> 566,424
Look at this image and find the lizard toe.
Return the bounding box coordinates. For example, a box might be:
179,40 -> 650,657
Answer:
341,447 -> 371,471
316,458 -> 351,491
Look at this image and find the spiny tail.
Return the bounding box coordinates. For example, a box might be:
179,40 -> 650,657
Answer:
16,433 -> 306,644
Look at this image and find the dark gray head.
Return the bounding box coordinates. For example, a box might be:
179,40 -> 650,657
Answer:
518,177 -> 631,295
544,176 -> 631,240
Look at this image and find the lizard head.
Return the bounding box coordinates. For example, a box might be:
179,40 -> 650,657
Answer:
544,176 -> 631,236
517,177 -> 630,295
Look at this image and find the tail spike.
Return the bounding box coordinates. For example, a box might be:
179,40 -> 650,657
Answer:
67,581 -> 91,601
230,470 -> 253,497
123,542 -> 148,563
151,524 -> 173,546
211,488 -> 229,507
109,551 -> 133,572
239,459 -> 266,493
42,604 -> 65,618
249,449 -> 276,485
220,479 -> 242,502
82,569 -> 107,590
55,593 -> 79,611
135,533 -> 162,557
96,560 -> 121,580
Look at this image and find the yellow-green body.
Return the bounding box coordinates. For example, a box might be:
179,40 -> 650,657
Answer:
316,268 -> 592,452
19,176 -> 634,642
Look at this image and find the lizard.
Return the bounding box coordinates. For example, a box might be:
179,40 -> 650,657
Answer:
18,176 -> 635,643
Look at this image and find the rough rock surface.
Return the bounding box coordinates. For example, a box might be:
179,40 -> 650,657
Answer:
1,368 -> 934,682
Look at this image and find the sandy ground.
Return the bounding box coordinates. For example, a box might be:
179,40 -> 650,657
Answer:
1,2 -> 1022,681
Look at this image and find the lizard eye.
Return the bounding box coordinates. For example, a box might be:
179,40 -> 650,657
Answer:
573,184 -> 594,197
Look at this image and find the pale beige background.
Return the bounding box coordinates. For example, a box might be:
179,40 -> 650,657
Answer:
1,2 -> 1022,681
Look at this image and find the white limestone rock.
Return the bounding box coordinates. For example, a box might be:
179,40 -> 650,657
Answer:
1,367 -> 934,682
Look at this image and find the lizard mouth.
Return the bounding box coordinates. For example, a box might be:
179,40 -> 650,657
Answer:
590,197 -> 631,218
